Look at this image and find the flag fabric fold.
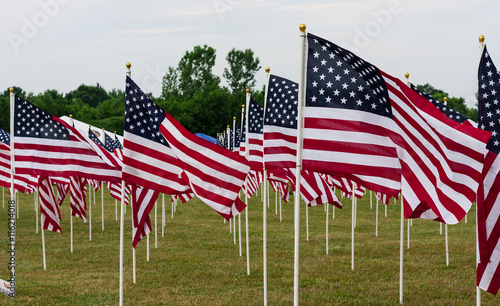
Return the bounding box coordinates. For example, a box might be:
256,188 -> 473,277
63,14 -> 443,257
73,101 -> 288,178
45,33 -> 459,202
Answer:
38,176 -> 62,233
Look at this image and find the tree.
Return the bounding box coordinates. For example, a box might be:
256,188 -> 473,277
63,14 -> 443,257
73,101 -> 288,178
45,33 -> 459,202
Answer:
161,66 -> 180,100
66,83 -> 109,108
177,45 -> 220,98
223,48 -> 261,94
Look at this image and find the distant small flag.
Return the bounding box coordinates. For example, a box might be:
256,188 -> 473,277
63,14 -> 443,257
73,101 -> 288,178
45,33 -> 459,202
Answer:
0,128 -> 10,144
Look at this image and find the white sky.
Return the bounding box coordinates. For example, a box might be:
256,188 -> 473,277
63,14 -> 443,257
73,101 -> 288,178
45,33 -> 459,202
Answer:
1,0 -> 500,108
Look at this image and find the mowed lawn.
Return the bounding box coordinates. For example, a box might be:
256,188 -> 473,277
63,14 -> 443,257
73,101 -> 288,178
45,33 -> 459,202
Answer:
0,186 -> 498,305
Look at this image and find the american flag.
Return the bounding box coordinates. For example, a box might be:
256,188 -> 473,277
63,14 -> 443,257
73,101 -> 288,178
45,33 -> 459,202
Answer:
159,106 -> 251,220
234,124 -> 241,151
55,182 -> 69,207
131,185 -> 159,248
38,176 -> 62,233
247,97 -> 264,171
268,174 -> 290,203
0,128 -> 10,144
122,77 -> 190,195
0,142 -> 35,193
69,176 -> 87,222
476,45 -> 500,294
410,84 -> 470,125
172,192 -> 195,204
13,96 -> 121,182
303,33 -> 490,224
263,74 -> 299,170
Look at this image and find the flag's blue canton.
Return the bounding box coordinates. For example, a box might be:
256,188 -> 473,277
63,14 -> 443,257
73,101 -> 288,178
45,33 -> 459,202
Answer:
234,124 -> 241,148
265,75 -> 298,129
248,97 -> 263,134
306,33 -> 392,118
222,129 -> 234,150
102,132 -> 120,152
89,128 -> 105,148
0,128 -> 10,144
113,135 -> 123,149
410,84 -> 467,124
125,76 -> 168,146
478,46 -> 500,154
14,96 -> 69,139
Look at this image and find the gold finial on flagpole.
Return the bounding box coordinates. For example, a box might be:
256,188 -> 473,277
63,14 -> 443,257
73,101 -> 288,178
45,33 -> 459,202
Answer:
89,125 -> 92,128
479,35 -> 485,44
126,62 -> 132,77
9,88 -> 13,93
242,105 -> 245,108
246,89 -> 249,94
233,117 -> 236,120
405,73 -> 410,86
69,114 -> 73,118
265,67 -> 270,73
227,125 -> 230,129
444,97 -> 448,106
299,24 -> 306,32
126,62 -> 131,69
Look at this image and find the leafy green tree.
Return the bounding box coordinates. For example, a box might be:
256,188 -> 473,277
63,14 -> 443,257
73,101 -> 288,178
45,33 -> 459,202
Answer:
66,83 -> 109,108
177,45 -> 220,98
161,66 -> 180,100
223,48 -> 261,95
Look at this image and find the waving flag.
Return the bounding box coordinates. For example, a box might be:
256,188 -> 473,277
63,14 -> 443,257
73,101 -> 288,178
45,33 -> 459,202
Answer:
122,77 -> 189,195
38,176 -> 62,233
131,185 -> 159,248
246,97 -> 264,171
302,33 -> 490,224
263,74 -> 299,170
69,176 -> 87,222
476,45 -> 500,294
0,128 -> 10,144
13,96 -> 121,182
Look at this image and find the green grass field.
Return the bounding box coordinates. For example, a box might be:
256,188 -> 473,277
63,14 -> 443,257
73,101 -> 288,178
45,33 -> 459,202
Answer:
0,187 -> 498,305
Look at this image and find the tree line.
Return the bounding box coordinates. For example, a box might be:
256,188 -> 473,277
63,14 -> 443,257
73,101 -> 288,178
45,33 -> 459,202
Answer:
0,45 -> 478,136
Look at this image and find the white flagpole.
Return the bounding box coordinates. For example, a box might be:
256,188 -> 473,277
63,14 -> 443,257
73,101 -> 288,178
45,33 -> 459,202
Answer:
306,202 -> 309,241
41,214 -> 46,270
70,199 -> 73,253
162,194 -> 165,238
147,231 -> 150,261
375,197 -> 379,237
275,189 -> 278,215
239,105 -> 244,257
131,195 -> 136,283
407,219 -> 410,249
2,186 -> 4,208
17,192 -> 19,219
155,201 -> 157,248
227,125 -> 231,232
119,180 -> 126,306
115,198 -> 117,221
294,24 -> 307,305
9,88 -> 17,296
351,182 -> 356,270
171,195 -> 174,219
245,89 -> 251,276
370,190 -> 372,209
279,195 -> 282,223
261,66 -> 272,305
89,183 -> 92,241
445,224 -> 449,266
101,181 -> 104,230
35,189 -> 39,234
326,203 -> 329,254
400,196 -> 404,304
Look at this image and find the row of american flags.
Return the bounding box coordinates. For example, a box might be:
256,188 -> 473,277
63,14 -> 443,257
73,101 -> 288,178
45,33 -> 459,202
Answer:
3,31 -> 500,296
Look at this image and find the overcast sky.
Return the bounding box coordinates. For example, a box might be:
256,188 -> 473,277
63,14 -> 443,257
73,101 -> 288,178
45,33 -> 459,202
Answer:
2,0 -> 500,108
